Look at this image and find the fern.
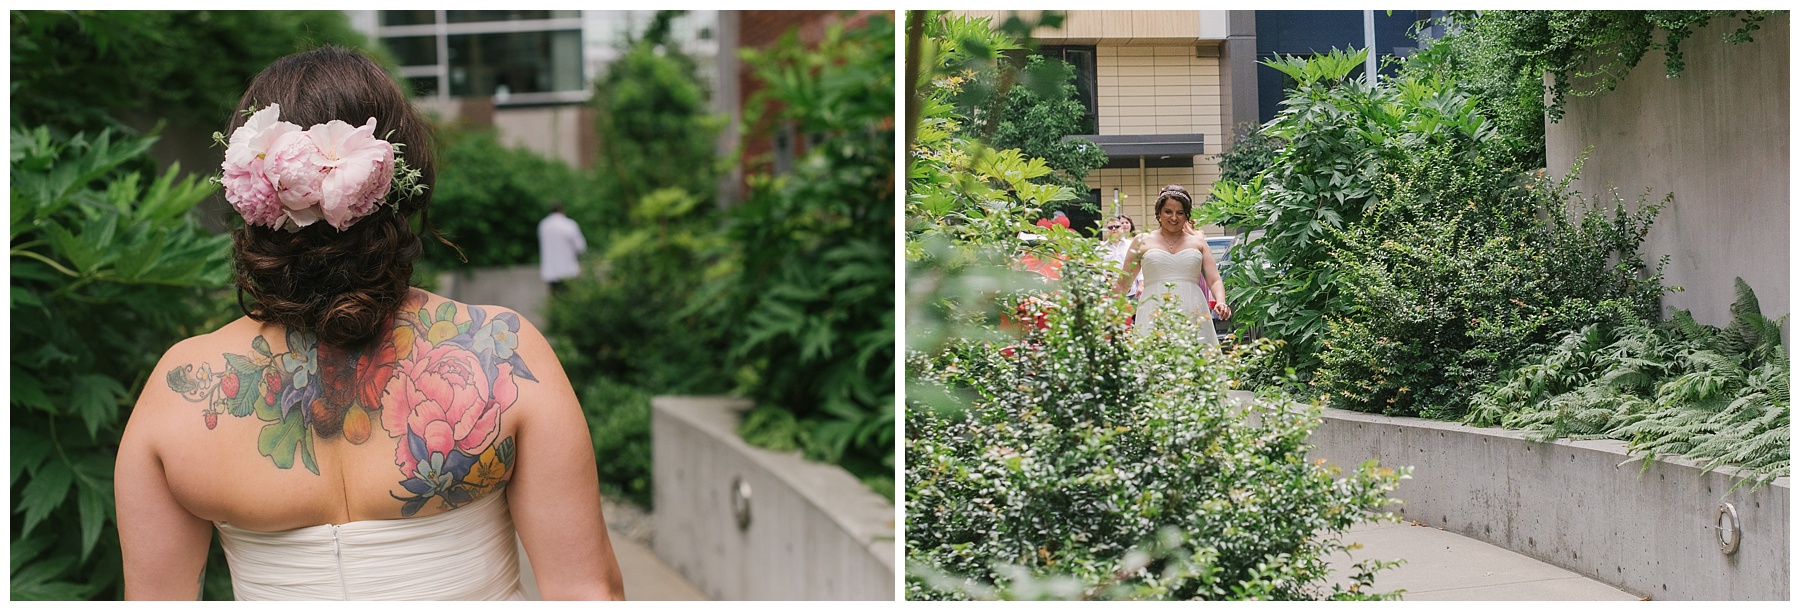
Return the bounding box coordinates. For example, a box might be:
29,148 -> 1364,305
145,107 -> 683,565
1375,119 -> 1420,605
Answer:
1467,278 -> 1788,491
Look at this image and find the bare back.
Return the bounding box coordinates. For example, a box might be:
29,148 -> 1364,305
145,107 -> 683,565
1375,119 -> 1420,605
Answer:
131,289 -> 533,530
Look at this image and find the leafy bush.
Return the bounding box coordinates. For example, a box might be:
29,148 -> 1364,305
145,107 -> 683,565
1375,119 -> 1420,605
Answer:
905,262 -> 1406,600
10,127 -> 235,599
11,10 -> 376,138
703,15 -> 896,498
541,187 -> 732,506
1315,153 -> 1668,419
545,188 -> 733,394
574,376 -> 655,507
1466,279 -> 1788,488
423,124 -> 599,269
983,54 -> 1108,208
1403,10 -> 1778,168
1213,122 -> 1286,188
590,10 -> 722,218
1210,49 -> 1398,377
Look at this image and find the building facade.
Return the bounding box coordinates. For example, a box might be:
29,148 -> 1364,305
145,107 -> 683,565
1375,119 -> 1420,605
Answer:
348,10 -> 723,169
954,10 -> 1436,235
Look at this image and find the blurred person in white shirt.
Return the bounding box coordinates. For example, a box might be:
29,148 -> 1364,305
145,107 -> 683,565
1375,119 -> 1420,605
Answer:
537,201 -> 586,295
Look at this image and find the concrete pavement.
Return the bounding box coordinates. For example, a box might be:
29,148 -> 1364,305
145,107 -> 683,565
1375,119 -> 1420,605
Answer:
1327,520 -> 1641,601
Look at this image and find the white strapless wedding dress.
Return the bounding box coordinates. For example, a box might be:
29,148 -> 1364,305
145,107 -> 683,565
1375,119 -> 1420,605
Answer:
1135,248 -> 1219,344
214,491 -> 525,600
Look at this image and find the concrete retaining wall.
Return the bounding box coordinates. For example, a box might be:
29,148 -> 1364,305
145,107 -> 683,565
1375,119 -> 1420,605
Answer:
1307,407 -> 1789,600
435,266 -> 550,329
1544,14 -> 1788,335
651,396 -> 895,600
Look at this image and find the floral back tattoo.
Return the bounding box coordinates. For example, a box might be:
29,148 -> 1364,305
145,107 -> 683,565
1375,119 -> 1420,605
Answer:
166,300 -> 536,516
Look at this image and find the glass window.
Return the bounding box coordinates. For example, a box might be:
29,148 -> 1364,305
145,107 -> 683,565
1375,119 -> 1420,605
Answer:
1040,45 -> 1098,134
381,11 -> 436,27
382,35 -> 438,67
446,30 -> 584,97
404,76 -> 440,98
446,10 -> 577,24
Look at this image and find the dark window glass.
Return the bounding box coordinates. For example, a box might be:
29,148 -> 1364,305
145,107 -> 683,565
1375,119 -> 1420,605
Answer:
382,35 -> 438,67
446,10 -> 574,24
381,11 -> 436,27
1040,45 -> 1098,134
404,76 -> 440,98
446,30 -> 584,97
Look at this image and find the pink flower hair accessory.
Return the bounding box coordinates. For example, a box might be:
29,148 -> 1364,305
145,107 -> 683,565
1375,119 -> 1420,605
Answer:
216,103 -> 426,232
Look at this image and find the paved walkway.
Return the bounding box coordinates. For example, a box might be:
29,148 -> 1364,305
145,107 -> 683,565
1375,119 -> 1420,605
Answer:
1327,520 -> 1640,601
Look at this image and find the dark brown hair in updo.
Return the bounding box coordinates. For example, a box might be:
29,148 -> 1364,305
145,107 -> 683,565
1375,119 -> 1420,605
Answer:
227,46 -> 438,348
1155,184 -> 1192,217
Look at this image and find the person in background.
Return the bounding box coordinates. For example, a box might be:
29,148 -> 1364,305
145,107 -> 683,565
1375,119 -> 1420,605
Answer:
1100,214 -> 1140,298
538,201 -> 587,296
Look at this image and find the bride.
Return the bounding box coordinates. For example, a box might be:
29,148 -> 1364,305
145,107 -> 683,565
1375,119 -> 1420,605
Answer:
1112,185 -> 1231,342
115,47 -> 624,600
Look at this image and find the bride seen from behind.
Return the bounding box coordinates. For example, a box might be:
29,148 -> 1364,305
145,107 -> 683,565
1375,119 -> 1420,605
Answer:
114,46 -> 624,600
1112,185 -> 1231,342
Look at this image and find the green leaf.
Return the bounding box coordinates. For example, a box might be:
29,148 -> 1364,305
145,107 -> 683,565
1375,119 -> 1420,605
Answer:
76,477 -> 110,560
11,373 -> 55,413
435,301 -> 456,324
251,335 -> 272,357
69,374 -> 126,440
17,459 -> 74,538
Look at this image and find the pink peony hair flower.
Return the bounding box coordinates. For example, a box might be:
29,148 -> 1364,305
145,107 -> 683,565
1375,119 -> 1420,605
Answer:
221,104 -> 300,229
219,104 -> 399,231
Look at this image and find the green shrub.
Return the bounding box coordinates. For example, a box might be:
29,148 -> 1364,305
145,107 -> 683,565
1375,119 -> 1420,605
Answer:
544,187 -> 733,396
10,10 -> 376,138
1466,279 -> 1788,488
1316,163 -> 1667,419
702,15 -> 896,498
905,263 -> 1406,600
424,124 -> 598,268
574,376 -> 654,508
10,127 -> 235,600
590,11 -> 722,218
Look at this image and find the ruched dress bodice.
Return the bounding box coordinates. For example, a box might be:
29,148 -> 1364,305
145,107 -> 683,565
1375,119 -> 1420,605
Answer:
1136,248 -> 1218,343
214,491 -> 524,600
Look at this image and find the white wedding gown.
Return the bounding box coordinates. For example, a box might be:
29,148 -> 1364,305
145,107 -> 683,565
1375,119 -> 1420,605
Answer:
1135,248 -> 1219,344
214,491 -> 526,600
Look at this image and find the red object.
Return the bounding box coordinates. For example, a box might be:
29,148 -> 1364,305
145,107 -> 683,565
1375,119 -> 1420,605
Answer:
204,411 -> 219,429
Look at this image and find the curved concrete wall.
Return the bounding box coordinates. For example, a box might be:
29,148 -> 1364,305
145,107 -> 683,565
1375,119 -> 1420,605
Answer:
651,396 -> 895,600
1307,407 -> 1789,600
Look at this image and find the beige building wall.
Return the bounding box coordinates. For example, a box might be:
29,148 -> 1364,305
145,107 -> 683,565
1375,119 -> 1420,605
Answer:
1090,45 -> 1226,231
952,10 -> 1236,234
1544,14 -> 1788,332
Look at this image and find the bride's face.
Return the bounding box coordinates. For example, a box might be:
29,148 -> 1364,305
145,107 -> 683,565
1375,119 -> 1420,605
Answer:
1156,201 -> 1187,231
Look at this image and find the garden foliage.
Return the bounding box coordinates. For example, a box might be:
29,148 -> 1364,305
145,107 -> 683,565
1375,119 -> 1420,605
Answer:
10,10 -> 376,139
980,55 -> 1108,210
906,264 -> 1406,600
1404,10 -> 1778,168
905,13 -> 1405,600
1466,279 -> 1788,488
10,127 -> 236,599
1213,49 -> 1667,417
590,10 -> 724,219
705,15 -> 897,498
542,187 -> 732,507
425,124 -> 601,268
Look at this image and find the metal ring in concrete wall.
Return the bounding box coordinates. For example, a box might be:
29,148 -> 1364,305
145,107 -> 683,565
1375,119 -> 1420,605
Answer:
1716,502 -> 1741,555
731,476 -> 753,531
